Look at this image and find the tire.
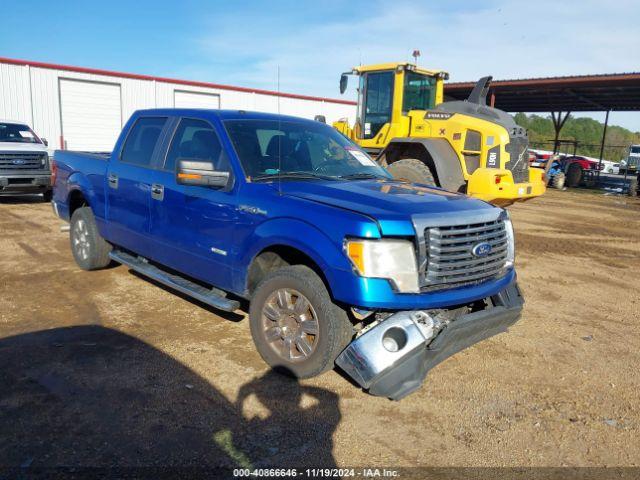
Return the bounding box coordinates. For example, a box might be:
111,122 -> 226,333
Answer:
551,172 -> 565,190
249,265 -> 354,379
566,164 -> 583,188
386,158 -> 437,187
629,178 -> 638,197
70,206 -> 112,271
42,190 -> 53,202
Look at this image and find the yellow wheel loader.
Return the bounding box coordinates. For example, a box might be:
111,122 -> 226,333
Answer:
331,63 -> 545,206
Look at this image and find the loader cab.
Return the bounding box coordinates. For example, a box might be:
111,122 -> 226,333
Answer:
340,63 -> 447,144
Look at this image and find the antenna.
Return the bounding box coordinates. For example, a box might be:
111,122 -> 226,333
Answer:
277,65 -> 282,196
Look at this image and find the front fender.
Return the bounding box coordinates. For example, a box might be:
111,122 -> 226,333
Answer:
234,217 -> 355,296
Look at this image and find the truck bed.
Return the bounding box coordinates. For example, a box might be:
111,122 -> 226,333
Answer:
52,149 -> 112,223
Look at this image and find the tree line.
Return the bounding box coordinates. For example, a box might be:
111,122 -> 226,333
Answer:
514,113 -> 640,161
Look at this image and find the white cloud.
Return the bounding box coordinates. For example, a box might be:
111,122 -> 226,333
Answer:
182,0 -> 640,129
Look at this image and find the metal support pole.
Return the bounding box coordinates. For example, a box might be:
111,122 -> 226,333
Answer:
551,112 -> 559,154
551,111 -> 571,154
597,110 -> 610,178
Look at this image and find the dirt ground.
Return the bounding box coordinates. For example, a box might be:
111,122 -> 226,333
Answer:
0,190 -> 639,471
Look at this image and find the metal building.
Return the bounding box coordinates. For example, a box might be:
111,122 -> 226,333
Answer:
0,57 -> 356,151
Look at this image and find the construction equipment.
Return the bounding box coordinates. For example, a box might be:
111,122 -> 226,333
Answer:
332,63 -> 546,206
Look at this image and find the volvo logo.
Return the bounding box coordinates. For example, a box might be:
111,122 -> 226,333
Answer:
12,159 -> 26,165
471,242 -> 492,257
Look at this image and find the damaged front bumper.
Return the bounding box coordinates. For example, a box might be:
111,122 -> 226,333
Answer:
336,281 -> 524,400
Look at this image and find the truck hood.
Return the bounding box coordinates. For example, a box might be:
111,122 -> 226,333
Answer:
281,179 -> 497,233
0,142 -> 48,153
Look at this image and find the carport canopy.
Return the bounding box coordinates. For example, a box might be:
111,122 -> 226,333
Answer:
445,72 -> 640,162
444,72 -> 640,112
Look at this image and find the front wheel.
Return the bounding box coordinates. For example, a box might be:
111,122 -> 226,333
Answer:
386,158 -> 437,187
566,164 -> 583,188
551,172 -> 566,189
70,207 -> 112,270
249,265 -> 354,378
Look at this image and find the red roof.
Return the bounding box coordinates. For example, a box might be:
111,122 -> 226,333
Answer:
445,72 -> 640,112
0,56 -> 357,106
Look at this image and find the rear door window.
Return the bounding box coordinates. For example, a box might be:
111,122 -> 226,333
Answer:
120,117 -> 167,167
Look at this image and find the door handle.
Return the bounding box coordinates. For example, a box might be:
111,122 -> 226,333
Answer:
108,173 -> 118,189
151,183 -> 164,201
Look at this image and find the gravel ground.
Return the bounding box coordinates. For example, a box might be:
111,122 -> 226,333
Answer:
0,190 -> 638,471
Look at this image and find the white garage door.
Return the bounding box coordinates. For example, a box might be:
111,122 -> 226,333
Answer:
59,79 -> 122,151
174,90 -> 220,109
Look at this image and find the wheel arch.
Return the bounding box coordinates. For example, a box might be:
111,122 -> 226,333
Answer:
67,188 -> 89,218
245,244 -> 332,299
66,172 -> 99,216
379,137 -> 466,192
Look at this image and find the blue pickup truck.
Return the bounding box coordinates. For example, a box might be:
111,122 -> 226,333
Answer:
52,108 -> 523,400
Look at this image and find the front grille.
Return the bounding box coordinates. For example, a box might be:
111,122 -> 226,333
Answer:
505,135 -> 529,183
421,219 -> 508,289
0,152 -> 47,171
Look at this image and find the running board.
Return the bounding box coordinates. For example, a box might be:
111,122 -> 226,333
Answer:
109,250 -> 240,312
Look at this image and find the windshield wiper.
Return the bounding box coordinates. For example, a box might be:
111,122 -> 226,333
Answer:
338,173 -> 387,180
252,171 -> 337,182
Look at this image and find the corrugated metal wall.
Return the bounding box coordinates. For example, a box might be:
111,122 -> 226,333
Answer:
0,60 -> 355,150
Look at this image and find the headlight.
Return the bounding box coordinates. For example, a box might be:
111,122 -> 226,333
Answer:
346,239 -> 419,293
502,210 -> 515,268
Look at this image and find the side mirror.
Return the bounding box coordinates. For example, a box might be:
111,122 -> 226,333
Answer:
314,115 -> 326,124
339,74 -> 349,94
41,138 -> 48,147
177,159 -> 230,188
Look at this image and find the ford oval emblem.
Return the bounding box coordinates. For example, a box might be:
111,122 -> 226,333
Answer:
12,159 -> 26,165
471,242 -> 492,257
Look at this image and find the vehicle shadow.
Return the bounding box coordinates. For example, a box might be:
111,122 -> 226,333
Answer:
0,193 -> 49,205
0,325 -> 340,474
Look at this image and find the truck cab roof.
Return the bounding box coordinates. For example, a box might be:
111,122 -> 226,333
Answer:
350,63 -> 448,78
132,108 -> 319,125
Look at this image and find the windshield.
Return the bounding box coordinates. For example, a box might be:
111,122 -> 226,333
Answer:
0,123 -> 41,144
630,146 -> 640,154
403,72 -> 436,112
224,119 -> 391,181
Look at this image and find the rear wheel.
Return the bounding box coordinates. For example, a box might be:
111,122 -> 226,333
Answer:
551,172 -> 566,189
387,158 -> 437,187
70,207 -> 112,270
566,164 -> 583,188
249,265 -> 353,378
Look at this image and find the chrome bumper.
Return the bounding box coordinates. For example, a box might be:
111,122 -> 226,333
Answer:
336,281 -> 524,400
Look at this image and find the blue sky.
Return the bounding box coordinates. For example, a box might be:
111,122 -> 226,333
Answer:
1,0 -> 639,130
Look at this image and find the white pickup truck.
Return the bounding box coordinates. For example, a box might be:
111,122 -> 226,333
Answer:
0,120 -> 52,201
